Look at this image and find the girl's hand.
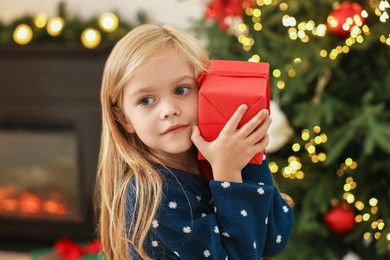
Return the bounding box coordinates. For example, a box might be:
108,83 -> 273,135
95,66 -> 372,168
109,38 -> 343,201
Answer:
192,105 -> 271,182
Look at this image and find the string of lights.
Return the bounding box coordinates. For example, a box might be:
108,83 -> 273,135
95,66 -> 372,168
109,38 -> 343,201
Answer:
11,12 -> 121,48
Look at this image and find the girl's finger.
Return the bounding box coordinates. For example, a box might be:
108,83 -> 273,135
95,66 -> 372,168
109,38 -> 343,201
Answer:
220,104 -> 248,135
240,109 -> 269,137
191,125 -> 208,154
247,116 -> 272,143
252,134 -> 269,154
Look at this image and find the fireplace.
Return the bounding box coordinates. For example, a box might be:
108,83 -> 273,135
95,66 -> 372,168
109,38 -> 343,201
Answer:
0,45 -> 111,250
0,122 -> 81,221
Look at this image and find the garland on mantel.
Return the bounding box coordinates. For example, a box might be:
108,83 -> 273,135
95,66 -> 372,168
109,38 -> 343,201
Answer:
0,2 -> 149,49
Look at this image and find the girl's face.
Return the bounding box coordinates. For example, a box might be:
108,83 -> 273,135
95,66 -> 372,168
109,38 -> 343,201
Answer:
119,52 -> 199,160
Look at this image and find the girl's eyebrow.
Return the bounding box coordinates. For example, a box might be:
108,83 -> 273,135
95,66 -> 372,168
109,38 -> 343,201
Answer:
175,75 -> 196,81
128,75 -> 196,96
129,87 -> 154,96
171,75 -> 196,85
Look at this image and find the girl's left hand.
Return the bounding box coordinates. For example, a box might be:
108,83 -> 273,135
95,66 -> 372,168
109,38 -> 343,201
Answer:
191,106 -> 271,182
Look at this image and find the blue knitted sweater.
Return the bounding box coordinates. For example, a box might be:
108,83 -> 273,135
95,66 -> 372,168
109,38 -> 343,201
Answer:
126,158 -> 294,259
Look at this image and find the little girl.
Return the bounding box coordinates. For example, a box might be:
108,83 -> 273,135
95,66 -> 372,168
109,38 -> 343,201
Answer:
96,23 -> 294,260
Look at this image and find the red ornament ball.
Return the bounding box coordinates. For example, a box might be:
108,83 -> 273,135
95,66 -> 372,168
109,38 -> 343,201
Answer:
327,2 -> 366,37
204,0 -> 256,30
324,203 -> 356,234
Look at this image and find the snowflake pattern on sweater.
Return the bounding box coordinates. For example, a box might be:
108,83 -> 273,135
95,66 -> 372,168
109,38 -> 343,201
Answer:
126,158 -> 294,259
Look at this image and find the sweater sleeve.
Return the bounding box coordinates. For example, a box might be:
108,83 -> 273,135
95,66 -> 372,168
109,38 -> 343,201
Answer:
227,158 -> 294,257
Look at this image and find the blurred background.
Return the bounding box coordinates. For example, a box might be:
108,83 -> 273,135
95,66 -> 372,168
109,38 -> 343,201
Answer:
0,0 -> 203,28
0,0 -> 389,259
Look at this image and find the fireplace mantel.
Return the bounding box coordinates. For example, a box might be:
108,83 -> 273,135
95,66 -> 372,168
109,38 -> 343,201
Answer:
0,44 -> 112,250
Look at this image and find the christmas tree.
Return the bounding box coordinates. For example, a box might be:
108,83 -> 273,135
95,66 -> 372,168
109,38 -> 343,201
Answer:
193,0 -> 390,259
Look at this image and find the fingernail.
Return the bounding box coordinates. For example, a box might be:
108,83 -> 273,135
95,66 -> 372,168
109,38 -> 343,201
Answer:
241,104 -> 248,110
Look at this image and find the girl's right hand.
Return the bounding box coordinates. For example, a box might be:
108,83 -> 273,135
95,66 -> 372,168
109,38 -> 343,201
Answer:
191,104 -> 271,182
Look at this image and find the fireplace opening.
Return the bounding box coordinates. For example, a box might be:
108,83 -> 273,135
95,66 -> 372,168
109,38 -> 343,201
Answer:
0,122 -> 81,222
0,115 -> 99,251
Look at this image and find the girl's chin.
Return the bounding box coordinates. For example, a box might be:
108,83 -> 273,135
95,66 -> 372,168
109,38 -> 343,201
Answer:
149,145 -> 195,162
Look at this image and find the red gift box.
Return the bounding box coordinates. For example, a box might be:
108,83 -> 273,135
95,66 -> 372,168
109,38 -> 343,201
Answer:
197,60 -> 270,176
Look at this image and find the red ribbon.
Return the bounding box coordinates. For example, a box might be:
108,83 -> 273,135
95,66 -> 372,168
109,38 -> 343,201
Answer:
54,238 -> 101,260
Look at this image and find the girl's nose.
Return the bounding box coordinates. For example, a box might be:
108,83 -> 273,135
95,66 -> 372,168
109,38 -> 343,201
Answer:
160,100 -> 181,119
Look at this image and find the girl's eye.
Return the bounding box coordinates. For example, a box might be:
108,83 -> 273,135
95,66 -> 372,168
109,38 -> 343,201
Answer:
139,97 -> 155,106
175,86 -> 190,96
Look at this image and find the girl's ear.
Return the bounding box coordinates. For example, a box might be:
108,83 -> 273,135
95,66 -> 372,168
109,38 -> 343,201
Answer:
113,106 -> 135,133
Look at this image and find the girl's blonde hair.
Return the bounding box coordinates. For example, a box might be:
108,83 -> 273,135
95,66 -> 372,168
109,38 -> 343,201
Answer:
95,24 -> 209,260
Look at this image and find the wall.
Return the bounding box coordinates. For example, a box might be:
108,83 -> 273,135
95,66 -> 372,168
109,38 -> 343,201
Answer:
0,0 -> 205,29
